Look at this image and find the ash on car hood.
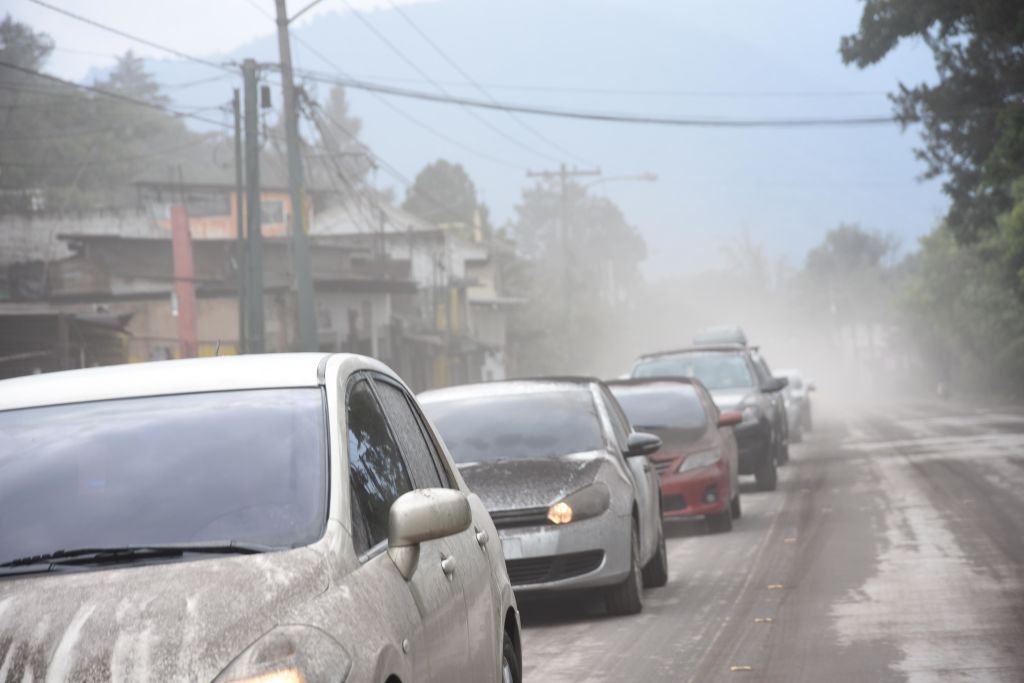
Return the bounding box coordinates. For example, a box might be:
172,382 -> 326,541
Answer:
0,548 -> 329,681
458,452 -> 606,511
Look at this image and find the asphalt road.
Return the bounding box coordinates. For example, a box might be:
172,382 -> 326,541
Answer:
519,399 -> 1024,682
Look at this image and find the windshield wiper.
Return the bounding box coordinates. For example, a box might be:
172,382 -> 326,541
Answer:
0,540 -> 276,569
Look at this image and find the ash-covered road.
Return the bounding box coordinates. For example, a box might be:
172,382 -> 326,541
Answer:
520,400 -> 1024,682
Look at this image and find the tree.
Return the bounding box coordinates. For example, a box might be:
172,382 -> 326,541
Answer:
0,14 -> 53,69
507,179 -> 647,374
315,86 -> 373,190
100,50 -> 167,104
402,159 -> 488,237
841,1 -> 1024,241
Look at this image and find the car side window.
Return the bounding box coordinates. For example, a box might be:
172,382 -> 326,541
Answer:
347,378 -> 414,555
373,377 -> 451,489
599,386 -> 630,451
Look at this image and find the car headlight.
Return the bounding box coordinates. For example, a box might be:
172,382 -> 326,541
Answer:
214,625 -> 351,683
677,449 -> 722,473
547,482 -> 611,525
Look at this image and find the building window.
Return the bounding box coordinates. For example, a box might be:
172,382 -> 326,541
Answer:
261,200 -> 285,225
185,190 -> 231,218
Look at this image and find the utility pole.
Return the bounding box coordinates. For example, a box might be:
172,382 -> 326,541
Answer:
526,164 -> 601,325
232,88 -> 246,354
243,59 -> 265,353
275,0 -> 317,352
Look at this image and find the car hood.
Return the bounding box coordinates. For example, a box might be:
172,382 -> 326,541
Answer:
709,389 -> 755,411
457,452 -> 607,511
0,547 -> 329,682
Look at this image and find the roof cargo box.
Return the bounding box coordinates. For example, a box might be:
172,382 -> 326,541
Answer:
693,325 -> 748,347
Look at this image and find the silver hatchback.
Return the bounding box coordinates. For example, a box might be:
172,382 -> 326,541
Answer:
0,354 -> 520,683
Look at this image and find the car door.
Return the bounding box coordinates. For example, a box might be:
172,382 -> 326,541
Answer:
699,384 -> 739,498
599,386 -> 660,562
346,375 -> 469,683
750,352 -> 787,443
371,374 -> 497,681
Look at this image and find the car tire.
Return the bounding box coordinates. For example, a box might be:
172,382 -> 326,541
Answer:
755,450 -> 778,491
706,508 -> 733,533
776,438 -> 790,466
730,492 -> 742,519
642,521 -> 669,588
790,423 -> 803,443
606,520 -> 643,615
501,629 -> 521,683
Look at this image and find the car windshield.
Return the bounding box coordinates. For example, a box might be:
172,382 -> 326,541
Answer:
632,353 -> 755,390
609,384 -> 708,431
421,389 -> 604,464
0,389 -> 327,566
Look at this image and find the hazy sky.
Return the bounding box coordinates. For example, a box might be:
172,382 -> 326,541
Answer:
8,0 -> 945,276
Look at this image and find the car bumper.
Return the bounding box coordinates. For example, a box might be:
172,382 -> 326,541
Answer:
659,462 -> 730,519
497,511 -> 632,593
734,421 -> 771,474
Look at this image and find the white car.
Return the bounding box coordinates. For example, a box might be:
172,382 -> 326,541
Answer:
776,368 -> 815,442
0,354 -> 521,683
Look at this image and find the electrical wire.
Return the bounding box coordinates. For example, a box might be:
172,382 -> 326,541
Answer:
298,70 -> 900,128
0,60 -> 234,130
340,0 -> 552,165
27,0 -> 236,73
385,0 -> 596,166
281,30 -> 525,170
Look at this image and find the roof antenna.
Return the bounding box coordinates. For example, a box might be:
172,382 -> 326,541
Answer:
214,340 -> 221,357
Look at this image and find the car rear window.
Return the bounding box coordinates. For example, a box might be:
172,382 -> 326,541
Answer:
609,384 -> 708,431
0,389 -> 327,566
421,389 -> 604,464
632,352 -> 755,390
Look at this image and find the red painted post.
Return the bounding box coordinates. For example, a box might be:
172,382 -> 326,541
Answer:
171,205 -> 198,358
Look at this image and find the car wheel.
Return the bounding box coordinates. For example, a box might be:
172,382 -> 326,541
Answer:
776,437 -> 790,466
642,520 -> 669,588
501,630 -> 521,683
706,508 -> 733,533
730,492 -> 742,519
790,423 -> 803,443
755,450 -> 778,491
606,519 -> 643,615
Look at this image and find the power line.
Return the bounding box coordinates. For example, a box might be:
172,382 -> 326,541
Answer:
384,0 -> 596,167
0,60 -> 233,130
279,29 -> 526,170
340,0 -> 552,165
27,0 -> 236,73
298,70 -> 900,128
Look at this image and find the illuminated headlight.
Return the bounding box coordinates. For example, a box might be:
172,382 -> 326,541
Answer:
214,625 -> 351,683
678,449 -> 722,473
547,483 -> 611,525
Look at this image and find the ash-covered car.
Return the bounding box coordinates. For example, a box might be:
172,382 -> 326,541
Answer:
777,368 -> 815,441
630,341 -> 789,491
607,378 -> 742,532
0,354 -> 521,683
418,378 -> 667,615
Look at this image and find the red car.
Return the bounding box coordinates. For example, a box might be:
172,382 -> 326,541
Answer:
607,378 -> 742,532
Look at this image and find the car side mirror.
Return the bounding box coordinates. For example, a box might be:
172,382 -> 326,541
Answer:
764,377 -> 788,393
625,431 -> 661,458
718,410 -> 742,427
388,488 -> 471,581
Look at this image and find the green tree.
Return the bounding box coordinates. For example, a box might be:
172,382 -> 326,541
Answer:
99,50 -> 167,104
402,159 -> 489,237
841,1 -> 1024,241
315,85 -> 373,190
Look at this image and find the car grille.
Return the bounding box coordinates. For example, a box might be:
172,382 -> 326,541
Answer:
489,507 -> 550,529
505,550 -> 605,586
664,494 -> 686,512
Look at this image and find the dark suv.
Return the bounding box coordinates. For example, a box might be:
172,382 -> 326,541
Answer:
629,344 -> 788,491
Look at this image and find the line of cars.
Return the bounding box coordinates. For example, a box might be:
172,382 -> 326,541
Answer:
0,326 -> 812,682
